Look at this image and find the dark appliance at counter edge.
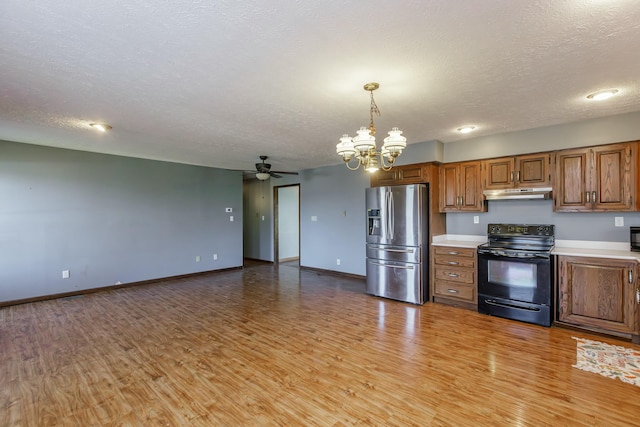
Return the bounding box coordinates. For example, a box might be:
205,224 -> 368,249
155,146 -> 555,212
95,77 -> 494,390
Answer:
477,223 -> 555,327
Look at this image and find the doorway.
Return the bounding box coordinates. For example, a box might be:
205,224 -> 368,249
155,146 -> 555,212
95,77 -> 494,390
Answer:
274,184 -> 300,266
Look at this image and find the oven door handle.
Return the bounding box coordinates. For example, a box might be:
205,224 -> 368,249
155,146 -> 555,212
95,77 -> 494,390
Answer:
484,299 -> 541,312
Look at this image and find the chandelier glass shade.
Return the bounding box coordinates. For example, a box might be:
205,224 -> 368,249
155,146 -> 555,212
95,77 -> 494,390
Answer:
336,83 -> 406,172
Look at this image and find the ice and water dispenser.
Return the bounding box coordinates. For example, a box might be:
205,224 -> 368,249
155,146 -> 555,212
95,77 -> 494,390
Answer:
367,209 -> 381,237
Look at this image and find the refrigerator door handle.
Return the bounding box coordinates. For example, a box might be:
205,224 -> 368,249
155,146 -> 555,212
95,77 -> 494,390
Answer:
369,261 -> 415,270
383,190 -> 389,239
378,248 -> 415,254
389,191 -> 395,240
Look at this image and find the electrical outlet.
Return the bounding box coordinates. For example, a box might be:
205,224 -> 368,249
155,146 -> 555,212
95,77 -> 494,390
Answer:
213,254 -> 218,260
311,216 -> 318,222
615,217 -> 624,227
336,258 -> 341,266
62,270 -> 70,279
473,216 -> 479,224
195,256 -> 201,262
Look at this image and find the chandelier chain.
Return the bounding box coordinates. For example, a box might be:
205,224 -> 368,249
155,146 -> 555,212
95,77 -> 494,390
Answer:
368,89 -> 381,135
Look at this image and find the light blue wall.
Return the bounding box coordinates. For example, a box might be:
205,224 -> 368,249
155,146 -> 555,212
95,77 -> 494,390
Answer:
0,140 -> 243,302
446,200 -> 640,241
243,178 -> 274,260
444,111 -> 640,163
11,109 -> 635,301
299,164 -> 371,275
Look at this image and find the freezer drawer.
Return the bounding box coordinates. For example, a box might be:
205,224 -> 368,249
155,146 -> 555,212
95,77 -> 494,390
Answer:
366,244 -> 421,263
365,258 -> 425,304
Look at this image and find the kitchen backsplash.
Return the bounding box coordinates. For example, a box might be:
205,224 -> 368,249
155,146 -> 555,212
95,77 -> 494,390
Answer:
445,199 -> 640,242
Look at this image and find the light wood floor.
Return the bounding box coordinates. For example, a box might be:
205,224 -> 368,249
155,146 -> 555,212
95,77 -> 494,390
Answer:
2,262 -> 640,426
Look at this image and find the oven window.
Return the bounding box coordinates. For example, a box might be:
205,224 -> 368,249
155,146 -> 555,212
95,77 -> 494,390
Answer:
487,260 -> 537,288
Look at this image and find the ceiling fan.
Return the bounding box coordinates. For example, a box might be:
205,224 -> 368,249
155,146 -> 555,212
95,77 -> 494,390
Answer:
249,155 -> 299,180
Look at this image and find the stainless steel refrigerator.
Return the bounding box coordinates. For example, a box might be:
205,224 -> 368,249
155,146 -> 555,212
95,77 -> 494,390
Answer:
365,184 -> 429,304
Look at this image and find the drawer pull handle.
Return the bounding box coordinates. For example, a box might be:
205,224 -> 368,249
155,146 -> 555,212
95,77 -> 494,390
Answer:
447,273 -> 459,277
447,251 -> 459,255
447,261 -> 459,265
447,289 -> 459,294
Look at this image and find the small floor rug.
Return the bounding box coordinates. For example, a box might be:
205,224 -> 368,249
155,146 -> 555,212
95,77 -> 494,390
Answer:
572,337 -> 640,386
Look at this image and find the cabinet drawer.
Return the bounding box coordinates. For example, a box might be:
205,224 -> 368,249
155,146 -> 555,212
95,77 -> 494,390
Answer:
434,281 -> 475,302
433,247 -> 476,258
434,256 -> 475,269
434,267 -> 474,284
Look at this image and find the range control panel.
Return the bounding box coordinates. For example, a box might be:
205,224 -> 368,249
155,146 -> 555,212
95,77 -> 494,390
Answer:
487,224 -> 554,237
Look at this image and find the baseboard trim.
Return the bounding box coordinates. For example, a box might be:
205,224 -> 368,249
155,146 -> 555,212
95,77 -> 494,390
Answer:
0,266 -> 243,308
300,265 -> 365,281
278,256 -> 300,263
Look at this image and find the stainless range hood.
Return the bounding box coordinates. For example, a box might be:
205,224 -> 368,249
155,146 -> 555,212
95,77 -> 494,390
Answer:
483,187 -> 553,201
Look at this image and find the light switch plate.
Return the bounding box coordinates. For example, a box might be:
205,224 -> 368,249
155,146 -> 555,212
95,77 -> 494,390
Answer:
473,216 -> 479,224
615,217 -> 624,227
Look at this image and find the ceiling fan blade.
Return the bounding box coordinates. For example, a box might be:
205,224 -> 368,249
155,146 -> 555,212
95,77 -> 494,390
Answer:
270,172 -> 282,178
270,171 -> 299,175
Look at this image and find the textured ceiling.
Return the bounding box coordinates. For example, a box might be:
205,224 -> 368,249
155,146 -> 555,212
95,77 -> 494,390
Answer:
2,0 -> 640,173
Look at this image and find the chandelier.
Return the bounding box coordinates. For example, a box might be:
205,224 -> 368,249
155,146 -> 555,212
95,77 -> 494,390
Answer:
336,82 -> 407,172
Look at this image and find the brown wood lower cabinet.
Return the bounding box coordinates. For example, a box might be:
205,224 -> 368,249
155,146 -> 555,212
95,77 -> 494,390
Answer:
557,255 -> 639,342
432,246 -> 477,310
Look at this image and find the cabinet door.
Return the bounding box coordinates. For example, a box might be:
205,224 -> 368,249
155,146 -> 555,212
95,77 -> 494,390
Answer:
591,143 -> 633,211
439,163 -> 460,212
370,169 -> 398,187
459,161 -> 485,211
398,164 -> 428,184
558,256 -> 637,334
516,153 -> 551,187
483,157 -> 515,190
554,148 -> 590,211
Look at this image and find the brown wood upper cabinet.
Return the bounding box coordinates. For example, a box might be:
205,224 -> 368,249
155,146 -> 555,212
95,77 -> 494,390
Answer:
370,163 -> 429,187
483,153 -> 551,190
557,255 -> 639,341
554,142 -> 634,212
439,161 -> 485,212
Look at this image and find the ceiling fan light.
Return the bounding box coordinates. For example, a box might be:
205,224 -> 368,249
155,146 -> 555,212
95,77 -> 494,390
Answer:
256,172 -> 270,181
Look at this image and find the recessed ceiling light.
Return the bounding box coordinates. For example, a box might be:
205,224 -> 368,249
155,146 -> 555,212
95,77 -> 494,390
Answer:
457,126 -> 476,134
586,89 -> 619,101
89,123 -> 112,132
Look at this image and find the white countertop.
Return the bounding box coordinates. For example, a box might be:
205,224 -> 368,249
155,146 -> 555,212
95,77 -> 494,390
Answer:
432,234 -> 486,249
552,240 -> 640,260
432,235 -> 640,261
